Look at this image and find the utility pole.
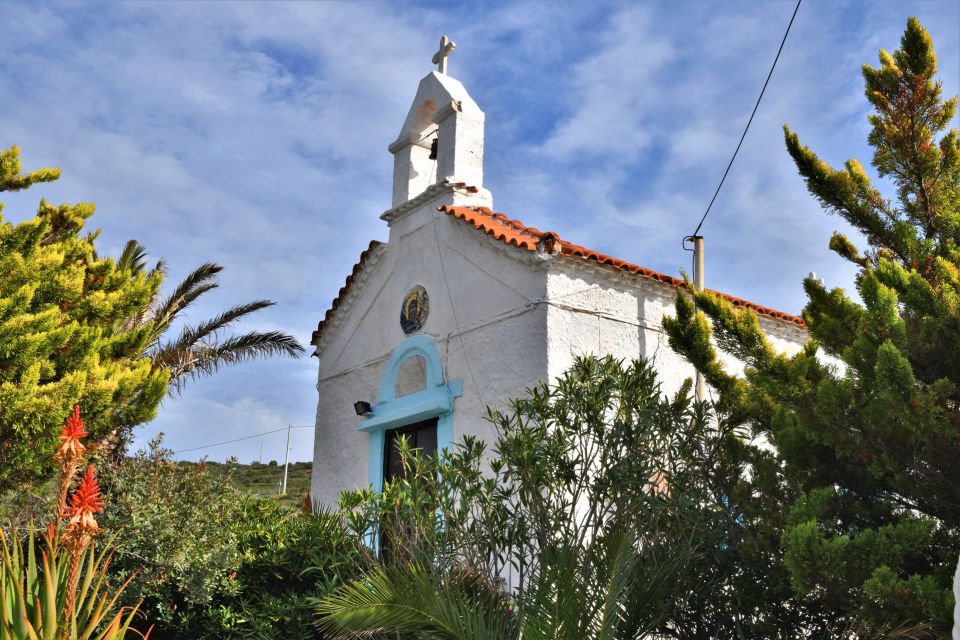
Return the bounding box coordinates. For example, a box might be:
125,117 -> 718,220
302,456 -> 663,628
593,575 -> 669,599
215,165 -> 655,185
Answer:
693,235 -> 706,402
281,423 -> 292,495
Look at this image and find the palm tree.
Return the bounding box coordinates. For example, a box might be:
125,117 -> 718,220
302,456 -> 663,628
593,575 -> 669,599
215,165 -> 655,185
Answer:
318,559 -> 517,640
116,240 -> 304,395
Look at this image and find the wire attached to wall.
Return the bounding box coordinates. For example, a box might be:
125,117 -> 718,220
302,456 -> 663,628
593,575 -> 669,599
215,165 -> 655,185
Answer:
430,210 -> 488,410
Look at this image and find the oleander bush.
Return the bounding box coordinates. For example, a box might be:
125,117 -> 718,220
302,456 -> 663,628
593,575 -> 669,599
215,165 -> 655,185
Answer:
320,356 -> 746,639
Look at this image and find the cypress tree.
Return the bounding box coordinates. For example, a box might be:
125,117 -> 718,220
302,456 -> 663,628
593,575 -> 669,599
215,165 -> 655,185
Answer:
0,146 -> 168,492
664,18 -> 958,632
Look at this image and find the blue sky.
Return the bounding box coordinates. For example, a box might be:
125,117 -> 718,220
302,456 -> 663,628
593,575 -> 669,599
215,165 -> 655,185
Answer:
1,1 -> 957,463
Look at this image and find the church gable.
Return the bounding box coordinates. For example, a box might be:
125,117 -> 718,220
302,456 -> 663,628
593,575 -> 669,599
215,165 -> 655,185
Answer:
310,240 -> 385,349
311,200 -> 805,366
311,202 -> 550,378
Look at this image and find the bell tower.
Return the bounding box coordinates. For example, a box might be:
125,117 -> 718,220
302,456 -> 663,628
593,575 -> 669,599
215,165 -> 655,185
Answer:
388,36 -> 489,208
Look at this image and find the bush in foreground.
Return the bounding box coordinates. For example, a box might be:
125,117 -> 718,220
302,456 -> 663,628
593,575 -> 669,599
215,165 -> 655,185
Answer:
321,356 -> 760,638
97,439 -> 365,639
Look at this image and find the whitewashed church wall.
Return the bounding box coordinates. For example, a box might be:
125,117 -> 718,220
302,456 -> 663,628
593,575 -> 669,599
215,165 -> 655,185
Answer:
312,205 -> 811,506
544,260 -> 692,394
312,361 -> 382,506
312,201 -> 550,504
544,259 -> 809,399
317,205 -> 545,377
311,304 -> 549,506
437,304 -> 550,445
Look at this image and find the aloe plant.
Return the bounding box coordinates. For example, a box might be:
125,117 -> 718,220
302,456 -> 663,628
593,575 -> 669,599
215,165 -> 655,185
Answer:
0,525 -> 145,640
0,406 -> 147,640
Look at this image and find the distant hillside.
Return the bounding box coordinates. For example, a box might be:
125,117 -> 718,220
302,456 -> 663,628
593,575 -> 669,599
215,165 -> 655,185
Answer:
178,460 -> 312,509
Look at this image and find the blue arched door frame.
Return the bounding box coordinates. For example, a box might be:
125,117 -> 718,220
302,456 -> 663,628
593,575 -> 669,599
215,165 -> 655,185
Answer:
358,334 -> 462,492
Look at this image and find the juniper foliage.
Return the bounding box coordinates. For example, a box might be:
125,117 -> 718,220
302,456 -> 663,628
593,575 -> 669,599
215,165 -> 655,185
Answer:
0,146 -> 168,492
664,18 -> 959,633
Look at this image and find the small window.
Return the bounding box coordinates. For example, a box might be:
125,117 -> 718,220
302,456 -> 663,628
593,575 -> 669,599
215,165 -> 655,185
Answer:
395,355 -> 427,397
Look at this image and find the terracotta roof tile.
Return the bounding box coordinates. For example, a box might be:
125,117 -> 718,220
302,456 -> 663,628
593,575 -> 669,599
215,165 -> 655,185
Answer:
438,205 -> 805,327
312,206 -> 804,346
441,205 -> 543,251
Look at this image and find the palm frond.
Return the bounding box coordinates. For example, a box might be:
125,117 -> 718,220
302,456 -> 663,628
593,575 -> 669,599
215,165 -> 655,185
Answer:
616,533 -> 693,639
519,547 -> 569,637
156,331 -> 304,393
517,529 -> 686,640
148,262 -> 223,338
138,254 -> 168,327
166,300 -> 276,352
592,536 -> 641,640
152,257 -> 168,278
838,619 -> 937,640
316,561 -> 517,640
112,241 -> 167,333
117,240 -> 149,274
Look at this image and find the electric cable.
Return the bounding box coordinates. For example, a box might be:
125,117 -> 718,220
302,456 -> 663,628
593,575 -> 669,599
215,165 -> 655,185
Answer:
172,425 -> 313,454
689,0 -> 801,238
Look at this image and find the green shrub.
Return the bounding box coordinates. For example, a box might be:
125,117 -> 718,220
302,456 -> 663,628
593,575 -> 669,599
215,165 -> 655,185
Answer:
199,500 -> 367,640
97,437 -> 246,637
323,356 -> 744,638
0,145 -> 168,493
97,438 -> 365,639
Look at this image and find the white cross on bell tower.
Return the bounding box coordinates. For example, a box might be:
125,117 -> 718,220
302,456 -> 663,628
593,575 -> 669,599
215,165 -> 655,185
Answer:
387,35 -> 490,210
432,35 -> 456,75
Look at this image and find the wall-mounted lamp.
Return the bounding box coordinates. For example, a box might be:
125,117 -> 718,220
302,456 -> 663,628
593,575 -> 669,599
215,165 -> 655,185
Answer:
429,137 -> 439,160
354,401 -> 373,416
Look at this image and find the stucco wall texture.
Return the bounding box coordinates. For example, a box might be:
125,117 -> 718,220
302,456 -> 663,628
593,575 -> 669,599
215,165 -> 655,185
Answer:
312,198 -> 550,505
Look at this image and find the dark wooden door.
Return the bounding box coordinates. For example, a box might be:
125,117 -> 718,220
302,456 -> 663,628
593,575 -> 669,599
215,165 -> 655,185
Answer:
383,417 -> 438,482
380,418 -> 439,562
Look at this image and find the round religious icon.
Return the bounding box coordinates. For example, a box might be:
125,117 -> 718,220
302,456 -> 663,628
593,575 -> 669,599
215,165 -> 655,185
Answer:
400,286 -> 429,335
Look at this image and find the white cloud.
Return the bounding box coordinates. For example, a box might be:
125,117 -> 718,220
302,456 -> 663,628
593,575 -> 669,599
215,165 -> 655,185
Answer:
137,393 -> 314,464
539,6 -> 675,160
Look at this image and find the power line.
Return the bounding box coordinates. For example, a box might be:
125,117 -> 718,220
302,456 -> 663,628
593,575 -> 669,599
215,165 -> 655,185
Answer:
172,425 -> 313,454
690,0 -> 802,238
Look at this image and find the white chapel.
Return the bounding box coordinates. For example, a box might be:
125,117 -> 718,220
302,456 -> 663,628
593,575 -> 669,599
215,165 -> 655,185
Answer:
309,38 -> 807,505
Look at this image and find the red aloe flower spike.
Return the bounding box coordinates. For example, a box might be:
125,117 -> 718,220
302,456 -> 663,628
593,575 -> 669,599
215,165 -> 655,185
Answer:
57,404 -> 88,459
64,465 -> 105,534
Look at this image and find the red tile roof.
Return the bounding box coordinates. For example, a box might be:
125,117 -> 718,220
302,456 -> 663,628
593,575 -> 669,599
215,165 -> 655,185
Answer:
438,205 -> 805,327
311,205 -> 804,346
